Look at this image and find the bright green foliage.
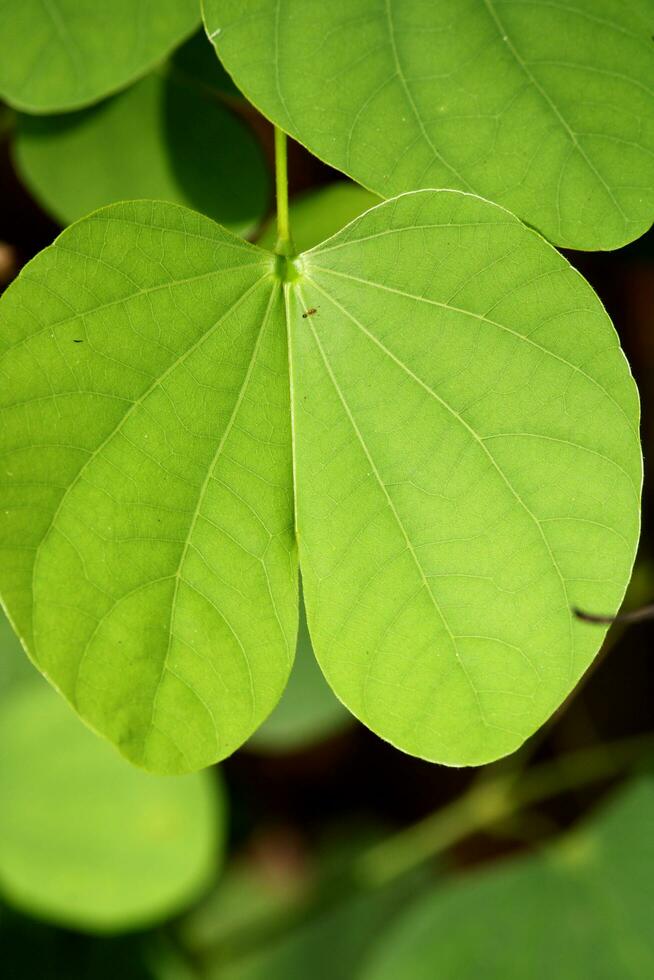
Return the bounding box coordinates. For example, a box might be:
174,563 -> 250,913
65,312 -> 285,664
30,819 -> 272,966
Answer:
258,183 -> 380,253
0,0 -> 200,113
0,191 -> 640,772
0,201 -> 298,774
14,66 -> 269,232
0,682 -> 222,932
294,190 -> 640,765
249,593 -> 351,752
362,776 -> 654,978
213,881 -> 420,980
205,0 -> 654,250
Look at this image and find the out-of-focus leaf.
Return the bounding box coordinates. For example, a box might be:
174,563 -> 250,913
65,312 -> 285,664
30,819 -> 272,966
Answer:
363,776 -> 654,979
0,0 -> 199,113
258,183 -> 379,254
14,67 -> 269,233
0,608 -> 33,695
249,593 -> 351,753
205,0 -> 654,250
170,30 -> 242,99
0,681 -> 224,931
207,874 -> 425,980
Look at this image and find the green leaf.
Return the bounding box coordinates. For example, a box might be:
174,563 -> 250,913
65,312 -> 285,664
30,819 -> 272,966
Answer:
248,591 -> 351,752
171,28 -> 243,100
211,883 -> 420,980
0,608 -> 34,696
0,191 -> 640,772
0,0 -> 200,113
14,65 -> 269,232
291,190 -> 640,765
258,183 -> 380,254
0,200 -> 298,774
0,681 -> 223,932
205,0 -> 654,250
362,776 -> 654,979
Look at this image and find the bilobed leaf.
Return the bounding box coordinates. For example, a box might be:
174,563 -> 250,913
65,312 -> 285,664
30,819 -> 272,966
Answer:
362,776 -> 654,979
291,190 -> 640,765
0,0 -> 199,113
14,65 -> 269,232
0,191 -> 640,772
0,201 -> 297,774
0,682 -> 223,932
205,0 -> 654,250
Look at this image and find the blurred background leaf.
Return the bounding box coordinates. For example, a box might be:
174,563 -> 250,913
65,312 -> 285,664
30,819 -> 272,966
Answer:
13,33 -> 269,234
361,777 -> 654,979
247,593 -> 352,754
0,613 -> 225,933
258,182 -> 379,253
0,0 -> 200,113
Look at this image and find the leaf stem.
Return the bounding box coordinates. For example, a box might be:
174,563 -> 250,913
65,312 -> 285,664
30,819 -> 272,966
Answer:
274,126 -> 293,256
355,733 -> 654,887
184,733 -> 653,969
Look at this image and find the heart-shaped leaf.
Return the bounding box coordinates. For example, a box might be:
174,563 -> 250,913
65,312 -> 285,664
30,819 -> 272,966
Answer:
204,0 -> 654,250
0,0 -> 199,113
14,63 -> 269,233
0,192 -> 640,772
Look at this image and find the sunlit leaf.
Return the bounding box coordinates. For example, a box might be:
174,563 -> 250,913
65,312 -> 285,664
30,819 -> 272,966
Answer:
0,191 -> 640,771
0,201 -> 297,774
291,190 -> 640,765
0,0 -> 200,113
0,682 -> 223,932
14,64 -> 269,233
205,0 -> 654,250
362,776 -> 654,978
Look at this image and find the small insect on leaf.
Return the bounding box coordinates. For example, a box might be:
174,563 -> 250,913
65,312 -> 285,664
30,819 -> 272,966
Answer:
302,307 -> 317,318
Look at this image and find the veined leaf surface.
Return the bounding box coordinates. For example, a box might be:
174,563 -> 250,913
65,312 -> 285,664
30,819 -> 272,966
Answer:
0,0 -> 199,113
0,201 -> 298,774
205,0 -> 654,250
0,192 -> 640,771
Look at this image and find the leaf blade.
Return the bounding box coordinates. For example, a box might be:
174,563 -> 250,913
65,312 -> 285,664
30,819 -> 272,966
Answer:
0,201 -> 297,773
14,61 -> 270,232
292,190 -> 640,764
0,0 -> 200,112
205,0 -> 654,249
